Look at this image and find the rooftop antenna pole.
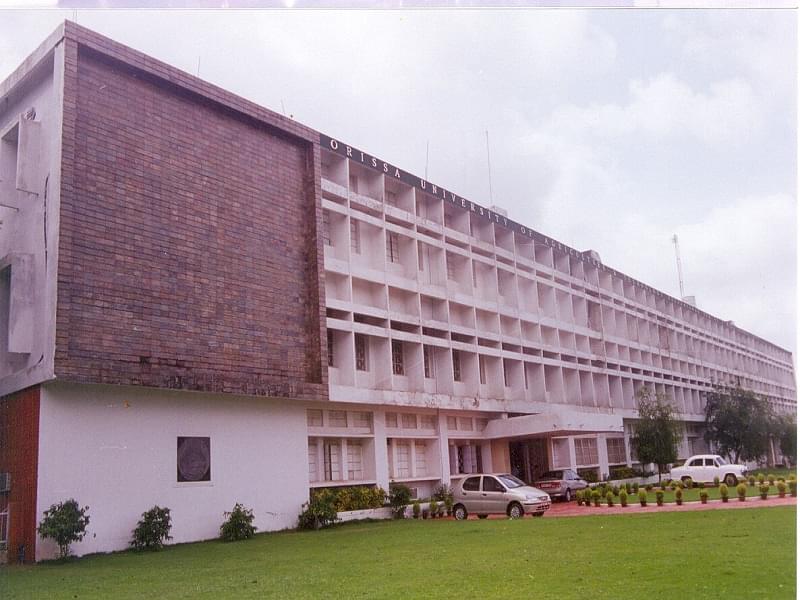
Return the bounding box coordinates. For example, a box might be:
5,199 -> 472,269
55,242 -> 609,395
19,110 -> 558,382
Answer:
196,56 -> 201,77
425,140 -> 429,180
672,234 -> 685,299
485,130 -> 494,205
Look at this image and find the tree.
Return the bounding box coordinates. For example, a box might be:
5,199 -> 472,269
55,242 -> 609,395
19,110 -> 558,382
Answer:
37,499 -> 90,559
704,385 -> 774,464
775,414 -> 797,466
631,387 -> 680,482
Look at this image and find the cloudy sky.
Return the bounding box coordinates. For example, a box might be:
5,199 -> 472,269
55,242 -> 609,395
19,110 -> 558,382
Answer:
0,8 -> 796,356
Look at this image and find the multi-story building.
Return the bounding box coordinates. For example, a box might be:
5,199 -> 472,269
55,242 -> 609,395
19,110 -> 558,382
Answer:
0,23 -> 795,562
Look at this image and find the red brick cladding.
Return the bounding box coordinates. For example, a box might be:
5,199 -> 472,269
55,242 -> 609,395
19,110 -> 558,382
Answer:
55,38 -> 327,400
0,386 -> 40,563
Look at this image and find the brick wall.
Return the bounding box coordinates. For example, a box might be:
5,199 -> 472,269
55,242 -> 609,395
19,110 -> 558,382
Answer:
0,386 -> 40,563
55,30 -> 327,400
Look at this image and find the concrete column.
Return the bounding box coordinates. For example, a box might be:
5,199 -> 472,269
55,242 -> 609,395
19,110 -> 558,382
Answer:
373,409 -> 390,490
597,434 -> 609,480
567,436 -> 577,469
341,438 -> 349,481
437,413 -> 452,487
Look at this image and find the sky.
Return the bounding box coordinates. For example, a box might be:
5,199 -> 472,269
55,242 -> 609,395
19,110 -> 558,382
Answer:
0,7 -> 796,356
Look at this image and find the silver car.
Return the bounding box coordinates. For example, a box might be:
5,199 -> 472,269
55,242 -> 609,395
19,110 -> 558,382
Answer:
452,473 -> 552,519
535,469 -> 588,502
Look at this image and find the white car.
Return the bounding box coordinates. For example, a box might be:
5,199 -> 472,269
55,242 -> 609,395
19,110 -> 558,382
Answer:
669,454 -> 747,487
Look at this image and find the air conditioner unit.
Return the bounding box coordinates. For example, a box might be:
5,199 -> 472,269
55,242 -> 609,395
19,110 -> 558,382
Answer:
0,473 -> 9,493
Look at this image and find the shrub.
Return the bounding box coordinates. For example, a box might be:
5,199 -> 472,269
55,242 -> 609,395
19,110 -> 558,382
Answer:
748,475 -> 756,487
736,483 -> 747,501
676,481 -> 684,490
412,501 -> 421,519
591,490 -> 601,507
422,508 -> 429,520
645,484 -> 653,492
791,480 -> 798,497
389,484 -> 413,519
429,500 -> 439,518
619,489 -> 628,507
757,473 -> 765,485
131,506 -> 172,550
608,466 -> 637,480
444,495 -> 454,516
298,490 -> 338,530
655,490 -> 664,506
220,503 -> 257,542
713,476 -> 720,487
578,468 -> 599,483
38,499 -> 90,559
777,481 -> 787,498
719,483 -> 729,502
759,483 -> 769,500
625,482 -> 632,495
432,484 -> 453,504
632,482 -> 640,493
611,485 -> 620,497
638,489 -> 647,506
789,474 -> 797,482
575,490 -> 584,506
699,490 -> 709,504
330,486 -> 386,512
606,491 -> 614,507
675,488 -> 683,505
767,474 -> 776,486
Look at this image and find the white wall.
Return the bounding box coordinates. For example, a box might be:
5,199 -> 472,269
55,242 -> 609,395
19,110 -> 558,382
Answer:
36,382 -> 308,560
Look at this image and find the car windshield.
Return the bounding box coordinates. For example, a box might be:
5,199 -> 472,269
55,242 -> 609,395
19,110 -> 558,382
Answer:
497,474 -> 526,488
539,470 -> 563,480
716,456 -> 729,465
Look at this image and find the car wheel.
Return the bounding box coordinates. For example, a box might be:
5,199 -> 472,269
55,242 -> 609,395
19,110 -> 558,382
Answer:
724,474 -> 738,487
453,505 -> 468,521
564,488 -> 572,503
508,502 -> 523,519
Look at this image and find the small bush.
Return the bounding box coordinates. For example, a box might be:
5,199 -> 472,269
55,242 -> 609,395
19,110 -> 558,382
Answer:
736,483 -> 747,501
575,490 -> 584,506
608,466 -> 637,480
422,508 -> 429,520
429,500 -> 439,518
412,501 -> 421,519
389,484 -> 413,519
606,491 -> 614,507
220,503 -> 257,542
432,484 -> 453,504
131,506 -> 172,551
791,480 -> 798,498
676,481 -> 684,490
611,485 -> 620,497
619,489 -> 628,507
713,476 -> 720,487
632,482 -> 640,493
719,483 -> 729,502
638,489 -> 647,506
37,499 -> 90,559
675,488 -> 683,505
777,481 -> 787,497
759,483 -> 769,500
757,473 -> 765,485
645,484 -> 653,492
591,490 -> 601,507
444,495 -> 454,516
625,482 -> 632,495
699,490 -> 709,504
655,490 -> 664,506
747,475 -> 755,487
767,474 -> 776,486
298,490 -> 338,530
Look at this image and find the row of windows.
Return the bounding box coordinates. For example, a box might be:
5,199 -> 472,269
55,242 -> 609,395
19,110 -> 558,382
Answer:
308,438 -> 364,483
307,409 -> 372,429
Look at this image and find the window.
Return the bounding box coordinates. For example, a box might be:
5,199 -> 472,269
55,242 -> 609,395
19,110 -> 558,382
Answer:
463,476 -> 480,491
385,190 -> 397,207
391,340 -> 405,375
459,417 -> 473,431
606,437 -> 626,464
352,411 -> 371,428
452,350 -> 461,382
177,437 -> 211,482
446,416 -> 458,431
355,334 -> 369,371
482,476 -> 504,493
705,458 -> 716,467
479,355 -> 487,385
401,413 -> 417,429
386,231 -> 400,263
349,173 -> 359,193
423,345 -> 434,379
308,440 -> 318,482
322,210 -> 332,246
503,359 -> 510,387
0,502 -> 8,551
385,412 -> 398,428
446,252 -> 456,280
328,410 -> 347,428
418,243 -> 425,271
350,219 -> 361,254
347,440 -> 363,480
395,441 -> 411,478
574,437 -> 599,466
306,409 -> 323,427
688,458 -> 702,467
415,441 -> 428,476
323,440 -> 341,481
420,414 -> 436,430
327,330 -> 334,367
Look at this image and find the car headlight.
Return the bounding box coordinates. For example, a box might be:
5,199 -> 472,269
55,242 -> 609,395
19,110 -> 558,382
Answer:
525,494 -> 536,501
538,496 -> 550,502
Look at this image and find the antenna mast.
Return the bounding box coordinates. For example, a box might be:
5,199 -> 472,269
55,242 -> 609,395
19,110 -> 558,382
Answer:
672,234 -> 685,298
485,130 -> 494,205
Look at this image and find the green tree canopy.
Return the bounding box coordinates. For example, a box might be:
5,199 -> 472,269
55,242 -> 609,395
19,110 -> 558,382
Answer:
775,414 -> 796,465
631,387 -> 680,482
703,385 -> 775,464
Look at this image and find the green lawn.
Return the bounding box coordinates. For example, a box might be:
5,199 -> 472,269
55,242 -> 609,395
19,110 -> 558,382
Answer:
5,506 -> 796,599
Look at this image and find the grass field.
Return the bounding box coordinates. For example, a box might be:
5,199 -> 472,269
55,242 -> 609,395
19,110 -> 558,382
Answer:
4,506 -> 795,599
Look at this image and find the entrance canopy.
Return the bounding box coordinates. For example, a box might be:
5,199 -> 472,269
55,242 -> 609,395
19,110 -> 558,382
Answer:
484,410 -> 624,440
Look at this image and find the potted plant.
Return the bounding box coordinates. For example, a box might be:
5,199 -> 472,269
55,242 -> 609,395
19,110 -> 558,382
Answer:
591,489 -> 601,507
790,479 -> 798,498
619,489 -> 628,507
747,475 -> 756,487
713,476 -> 720,487
759,483 -> 769,500
757,473 -> 765,485
719,483 -> 729,503
655,490 -> 664,506
575,490 -> 583,506
675,488 -> 683,506
700,489 -> 709,504
444,496 -> 453,517
412,501 -> 421,519
422,508 -> 429,520
638,489 -> 647,507
606,491 -> 614,507
767,473 -> 776,486
736,483 -> 747,502
777,480 -> 787,498
429,500 -> 439,518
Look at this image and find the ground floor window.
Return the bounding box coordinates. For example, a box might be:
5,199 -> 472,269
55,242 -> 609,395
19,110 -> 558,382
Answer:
574,437 -> 599,466
308,440 -> 319,483
606,437 -> 626,464
450,443 -> 482,475
347,441 -> 363,480
323,440 -> 341,481
0,499 -> 8,550
414,441 -> 428,477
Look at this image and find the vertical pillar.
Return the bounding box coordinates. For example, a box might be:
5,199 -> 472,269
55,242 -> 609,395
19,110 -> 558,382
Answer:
373,409 -> 390,490
437,413 -> 452,487
597,434 -> 609,480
